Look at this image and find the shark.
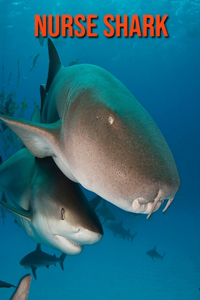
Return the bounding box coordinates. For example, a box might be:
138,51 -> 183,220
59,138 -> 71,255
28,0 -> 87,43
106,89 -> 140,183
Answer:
11,275 -> 31,300
105,220 -> 137,242
95,200 -> 116,224
146,246 -> 165,262
29,53 -> 40,72
0,280 -> 15,288
0,39 -> 180,219
0,146 -> 103,255
20,244 -> 66,280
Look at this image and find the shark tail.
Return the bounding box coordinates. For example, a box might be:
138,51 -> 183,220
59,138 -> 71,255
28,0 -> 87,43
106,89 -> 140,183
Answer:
131,231 -> 137,243
161,253 -> 166,261
59,253 -> 67,271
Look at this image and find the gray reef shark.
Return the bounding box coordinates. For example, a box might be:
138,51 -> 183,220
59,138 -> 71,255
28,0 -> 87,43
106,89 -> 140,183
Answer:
146,246 -> 165,262
20,244 -> 66,280
0,147 -> 103,255
95,201 -> 116,224
105,220 -> 137,242
0,280 -> 15,288
11,275 -> 31,300
0,39 -> 180,219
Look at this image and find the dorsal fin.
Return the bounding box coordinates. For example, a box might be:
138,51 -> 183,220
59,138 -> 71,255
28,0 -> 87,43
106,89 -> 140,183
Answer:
40,85 -> 46,113
2,193 -> 7,202
31,105 -> 41,123
46,38 -> 62,93
89,195 -> 102,210
102,201 -> 106,207
36,244 -> 41,252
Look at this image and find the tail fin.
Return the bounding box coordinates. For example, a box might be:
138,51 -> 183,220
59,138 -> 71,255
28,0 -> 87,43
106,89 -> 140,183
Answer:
131,231 -> 137,243
161,253 -> 165,261
59,253 -> 66,271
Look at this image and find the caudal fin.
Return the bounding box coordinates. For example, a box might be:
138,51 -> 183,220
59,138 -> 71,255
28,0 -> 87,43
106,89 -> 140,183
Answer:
59,253 -> 67,271
161,253 -> 166,261
131,231 -> 137,243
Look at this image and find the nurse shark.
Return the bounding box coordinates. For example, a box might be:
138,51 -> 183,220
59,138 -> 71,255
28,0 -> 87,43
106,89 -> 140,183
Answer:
0,147 -> 103,255
0,39 -> 180,218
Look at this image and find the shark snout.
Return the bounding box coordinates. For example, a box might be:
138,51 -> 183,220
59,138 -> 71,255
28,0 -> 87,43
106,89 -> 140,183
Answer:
74,227 -> 103,245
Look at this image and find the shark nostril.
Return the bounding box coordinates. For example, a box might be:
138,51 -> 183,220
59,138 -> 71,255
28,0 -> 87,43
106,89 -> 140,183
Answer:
138,198 -> 147,204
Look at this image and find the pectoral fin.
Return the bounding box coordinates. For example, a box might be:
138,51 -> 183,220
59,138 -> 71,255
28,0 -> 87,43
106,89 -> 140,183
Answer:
11,275 -> 31,300
0,114 -> 61,158
0,199 -> 31,221
31,267 -> 37,280
31,105 -> 41,123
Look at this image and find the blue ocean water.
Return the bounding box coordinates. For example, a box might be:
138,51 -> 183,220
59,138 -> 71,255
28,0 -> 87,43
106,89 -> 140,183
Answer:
0,0 -> 200,299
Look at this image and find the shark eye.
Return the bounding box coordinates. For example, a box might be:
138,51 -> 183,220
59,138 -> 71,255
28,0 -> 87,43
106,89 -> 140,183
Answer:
108,115 -> 114,125
61,208 -> 65,220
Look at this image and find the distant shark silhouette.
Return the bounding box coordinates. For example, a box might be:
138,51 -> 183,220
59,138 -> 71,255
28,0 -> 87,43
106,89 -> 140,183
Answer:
105,220 -> 137,242
146,246 -> 165,262
0,39 -> 180,219
10,275 -> 31,300
0,280 -> 15,288
20,244 -> 66,280
89,195 -> 102,211
0,145 -> 103,255
96,201 -> 116,224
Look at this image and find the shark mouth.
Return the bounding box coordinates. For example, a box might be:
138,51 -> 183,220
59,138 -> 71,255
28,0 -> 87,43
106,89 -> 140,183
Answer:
53,234 -> 83,253
64,237 -> 81,248
132,189 -> 175,219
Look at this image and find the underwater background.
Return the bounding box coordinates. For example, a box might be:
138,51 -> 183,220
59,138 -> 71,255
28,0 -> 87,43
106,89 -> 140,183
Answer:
0,0 -> 200,299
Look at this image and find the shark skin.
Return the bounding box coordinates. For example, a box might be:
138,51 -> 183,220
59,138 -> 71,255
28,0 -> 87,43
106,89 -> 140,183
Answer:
0,39 -> 180,219
146,246 -> 165,262
0,148 -> 103,255
20,244 -> 66,280
10,275 -> 31,300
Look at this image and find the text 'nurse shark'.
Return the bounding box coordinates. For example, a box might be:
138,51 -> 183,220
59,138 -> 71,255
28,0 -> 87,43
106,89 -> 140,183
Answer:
0,39 -> 180,219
